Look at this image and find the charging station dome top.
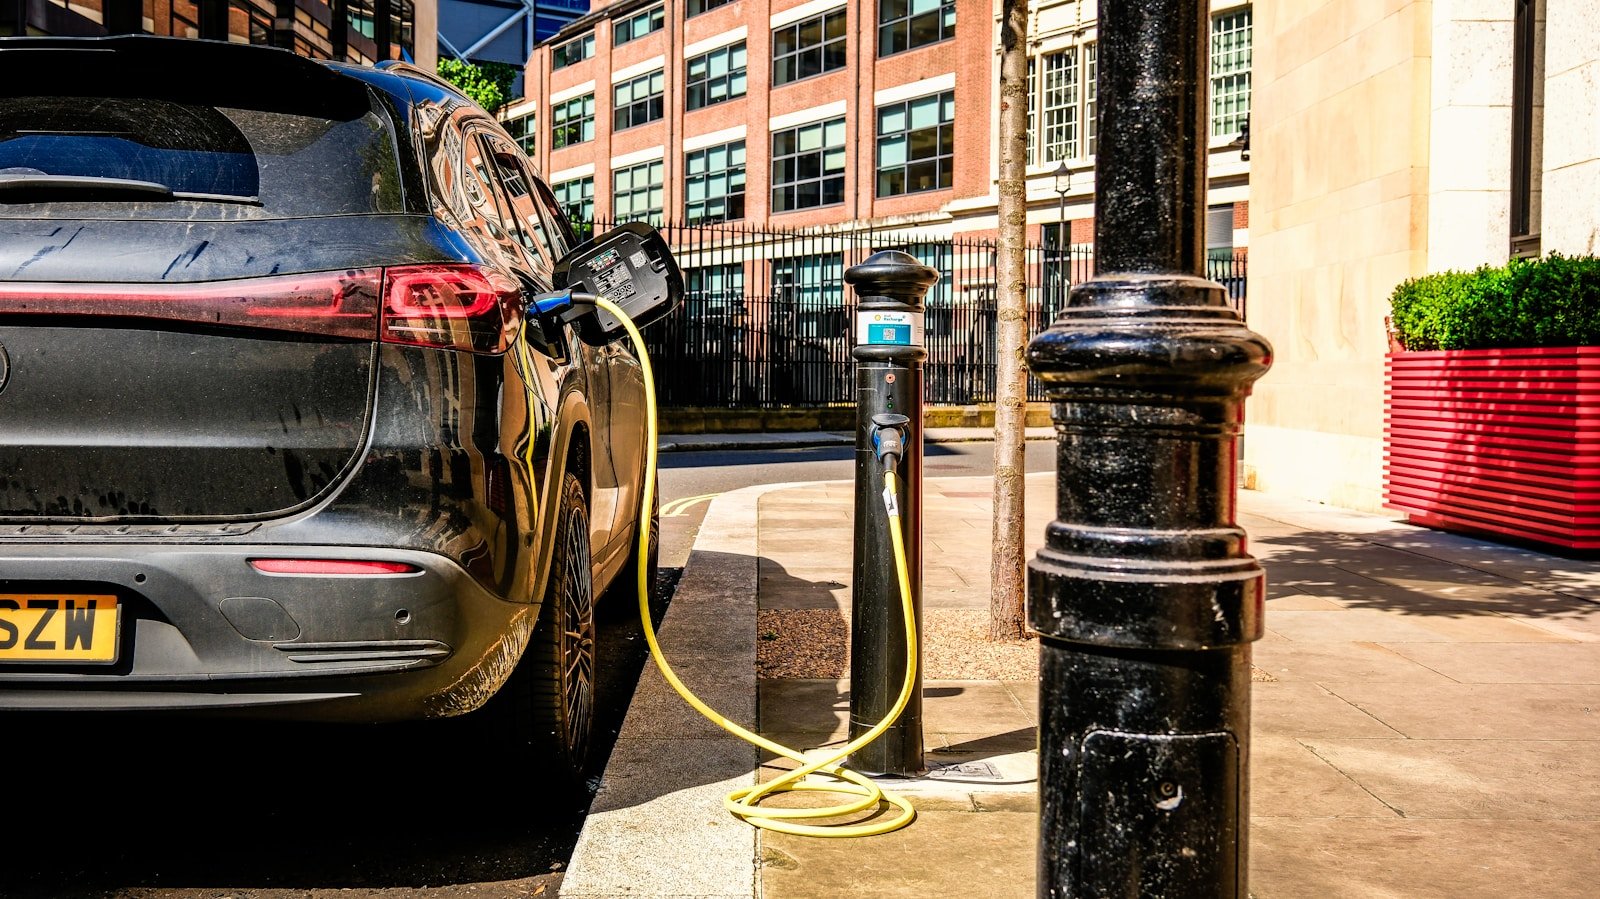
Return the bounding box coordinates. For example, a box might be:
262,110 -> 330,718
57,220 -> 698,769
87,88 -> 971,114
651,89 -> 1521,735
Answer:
844,251 -> 938,305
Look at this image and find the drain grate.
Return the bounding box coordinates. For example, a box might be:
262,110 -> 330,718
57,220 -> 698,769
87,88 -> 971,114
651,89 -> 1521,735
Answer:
927,760 -> 1003,781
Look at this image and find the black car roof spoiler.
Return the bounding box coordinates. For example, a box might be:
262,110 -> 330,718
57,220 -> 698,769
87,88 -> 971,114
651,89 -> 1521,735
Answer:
0,35 -> 372,120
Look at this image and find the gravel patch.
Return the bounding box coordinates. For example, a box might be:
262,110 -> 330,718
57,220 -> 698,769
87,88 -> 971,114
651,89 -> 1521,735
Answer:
757,609 -> 1279,683
757,609 -> 1039,680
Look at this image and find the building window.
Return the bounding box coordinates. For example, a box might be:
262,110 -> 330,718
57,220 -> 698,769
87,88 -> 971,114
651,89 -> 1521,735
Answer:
613,69 -> 665,130
686,265 -> 744,311
687,0 -> 735,17
773,9 -> 848,86
1210,7 -> 1251,140
1042,49 -> 1078,162
772,254 -> 844,338
551,94 -> 595,149
234,0 -> 275,45
687,41 -> 748,110
503,110 -> 536,155
613,159 -> 664,225
1026,57 -> 1036,162
1510,0 -> 1542,257
613,4 -> 664,46
1206,204 -> 1234,259
554,175 -> 594,224
771,116 -> 846,212
876,90 -> 954,197
552,32 -> 594,69
1083,42 -> 1098,157
686,140 -> 746,224
878,0 -> 954,57
171,0 -> 200,38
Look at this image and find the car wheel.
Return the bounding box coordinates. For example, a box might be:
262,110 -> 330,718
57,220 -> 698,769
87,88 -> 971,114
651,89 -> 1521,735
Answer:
493,470 -> 595,789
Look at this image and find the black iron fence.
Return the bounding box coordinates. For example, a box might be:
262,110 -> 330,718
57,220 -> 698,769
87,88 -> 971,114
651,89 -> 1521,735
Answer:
586,218 -> 1245,409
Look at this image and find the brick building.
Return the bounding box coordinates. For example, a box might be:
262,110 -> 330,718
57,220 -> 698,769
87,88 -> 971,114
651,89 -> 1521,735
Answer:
2,0 -> 437,68
510,0 -> 1252,251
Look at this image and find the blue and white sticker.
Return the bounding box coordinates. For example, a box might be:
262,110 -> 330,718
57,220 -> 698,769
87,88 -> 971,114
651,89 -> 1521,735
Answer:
855,310 -> 924,347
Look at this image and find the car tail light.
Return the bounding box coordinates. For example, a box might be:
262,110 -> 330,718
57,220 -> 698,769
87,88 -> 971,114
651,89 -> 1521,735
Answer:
381,264 -> 522,355
251,559 -> 420,575
0,270 -> 382,339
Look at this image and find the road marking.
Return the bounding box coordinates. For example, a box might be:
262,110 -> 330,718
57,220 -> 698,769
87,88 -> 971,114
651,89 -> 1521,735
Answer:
662,493 -> 720,517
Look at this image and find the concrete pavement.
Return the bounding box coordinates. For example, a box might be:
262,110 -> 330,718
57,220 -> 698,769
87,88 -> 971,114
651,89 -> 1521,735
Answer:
561,473 -> 1600,899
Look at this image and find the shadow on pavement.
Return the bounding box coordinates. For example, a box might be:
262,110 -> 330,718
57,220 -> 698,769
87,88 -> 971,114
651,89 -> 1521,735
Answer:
1255,527 -> 1599,619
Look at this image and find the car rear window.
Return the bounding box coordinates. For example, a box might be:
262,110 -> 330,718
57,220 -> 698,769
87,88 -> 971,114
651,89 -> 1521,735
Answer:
0,93 -> 405,220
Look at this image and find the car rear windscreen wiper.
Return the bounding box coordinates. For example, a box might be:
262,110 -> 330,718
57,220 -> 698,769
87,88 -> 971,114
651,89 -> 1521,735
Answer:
0,174 -> 261,205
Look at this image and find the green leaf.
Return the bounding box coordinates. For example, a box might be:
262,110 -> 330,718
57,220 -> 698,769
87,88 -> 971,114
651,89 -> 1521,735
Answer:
436,58 -> 519,114
1387,254 -> 1600,350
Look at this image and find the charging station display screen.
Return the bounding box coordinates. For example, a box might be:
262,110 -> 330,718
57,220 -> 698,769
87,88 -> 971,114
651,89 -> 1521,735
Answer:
856,310 -> 923,347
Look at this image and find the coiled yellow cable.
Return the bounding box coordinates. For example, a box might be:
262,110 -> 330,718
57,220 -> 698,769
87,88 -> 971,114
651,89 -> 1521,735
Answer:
596,296 -> 919,838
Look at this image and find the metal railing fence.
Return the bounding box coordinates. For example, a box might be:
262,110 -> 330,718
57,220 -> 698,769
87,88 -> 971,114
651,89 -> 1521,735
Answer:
581,218 -> 1245,409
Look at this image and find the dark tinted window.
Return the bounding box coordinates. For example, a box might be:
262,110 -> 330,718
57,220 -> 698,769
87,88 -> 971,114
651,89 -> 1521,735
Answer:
0,95 -> 404,220
1,98 -> 258,198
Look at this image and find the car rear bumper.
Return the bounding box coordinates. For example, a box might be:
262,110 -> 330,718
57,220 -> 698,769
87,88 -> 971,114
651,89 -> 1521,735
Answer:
0,543 -> 534,719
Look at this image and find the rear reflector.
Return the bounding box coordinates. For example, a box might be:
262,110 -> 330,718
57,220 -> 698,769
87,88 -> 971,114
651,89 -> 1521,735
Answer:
0,270 -> 382,339
382,264 -> 523,354
251,559 -> 420,575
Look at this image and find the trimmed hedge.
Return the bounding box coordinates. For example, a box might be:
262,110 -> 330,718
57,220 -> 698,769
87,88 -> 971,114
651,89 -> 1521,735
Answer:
1388,254 -> 1600,351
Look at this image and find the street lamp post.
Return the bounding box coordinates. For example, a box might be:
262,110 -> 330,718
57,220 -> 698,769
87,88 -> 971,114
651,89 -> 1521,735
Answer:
1053,162 -> 1071,313
1025,0 -> 1273,894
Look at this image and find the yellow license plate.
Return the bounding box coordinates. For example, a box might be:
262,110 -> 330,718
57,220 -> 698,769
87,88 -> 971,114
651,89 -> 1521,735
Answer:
0,594 -> 120,663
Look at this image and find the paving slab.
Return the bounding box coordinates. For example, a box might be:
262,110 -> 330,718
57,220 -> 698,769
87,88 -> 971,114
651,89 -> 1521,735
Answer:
1498,598 -> 1600,641
1251,682 -> 1404,738
1324,682 -> 1600,740
1251,641 -> 1454,684
919,680 -> 1035,735
760,799 -> 1037,899
1381,640 -> 1600,683
1250,817 -> 1600,899
1301,738 -> 1600,819
757,678 -> 850,740
1249,735 -> 1398,818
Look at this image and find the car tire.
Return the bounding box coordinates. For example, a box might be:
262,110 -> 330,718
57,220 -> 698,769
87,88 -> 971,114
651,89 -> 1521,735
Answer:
492,470 -> 595,791
608,479 -> 659,611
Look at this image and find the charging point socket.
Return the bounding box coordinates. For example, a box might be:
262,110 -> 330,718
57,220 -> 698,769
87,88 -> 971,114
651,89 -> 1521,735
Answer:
871,413 -> 911,468
551,222 -> 683,346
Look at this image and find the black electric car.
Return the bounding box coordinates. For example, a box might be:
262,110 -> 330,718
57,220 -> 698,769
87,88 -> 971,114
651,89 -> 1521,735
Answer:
0,36 -> 676,783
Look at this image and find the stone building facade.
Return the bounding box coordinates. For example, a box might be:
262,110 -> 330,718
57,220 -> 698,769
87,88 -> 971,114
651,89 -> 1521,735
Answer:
1245,0 -> 1599,512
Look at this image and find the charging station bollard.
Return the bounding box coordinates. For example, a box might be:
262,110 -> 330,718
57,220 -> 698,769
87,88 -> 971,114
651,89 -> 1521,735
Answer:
846,251 -> 937,777
1024,0 -> 1273,894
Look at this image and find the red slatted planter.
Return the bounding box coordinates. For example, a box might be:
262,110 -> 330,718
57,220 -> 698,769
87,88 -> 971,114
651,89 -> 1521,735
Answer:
1385,347 -> 1600,551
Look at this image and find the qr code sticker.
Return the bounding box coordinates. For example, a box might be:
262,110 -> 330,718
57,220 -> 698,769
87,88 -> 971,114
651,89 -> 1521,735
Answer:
630,250 -> 650,268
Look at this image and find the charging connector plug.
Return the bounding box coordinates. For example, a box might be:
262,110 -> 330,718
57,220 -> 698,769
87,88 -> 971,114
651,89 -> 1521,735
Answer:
529,289 -> 599,325
870,413 -> 911,472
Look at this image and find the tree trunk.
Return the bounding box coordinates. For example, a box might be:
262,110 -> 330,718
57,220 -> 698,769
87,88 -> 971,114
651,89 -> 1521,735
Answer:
990,0 -> 1031,641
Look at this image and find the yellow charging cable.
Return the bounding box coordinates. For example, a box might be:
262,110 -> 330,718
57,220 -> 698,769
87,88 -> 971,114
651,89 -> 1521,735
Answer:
595,296 -> 919,838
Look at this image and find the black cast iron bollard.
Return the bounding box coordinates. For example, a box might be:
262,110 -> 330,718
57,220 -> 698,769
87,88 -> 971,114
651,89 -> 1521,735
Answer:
1024,0 -> 1273,895
846,251 -> 937,776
